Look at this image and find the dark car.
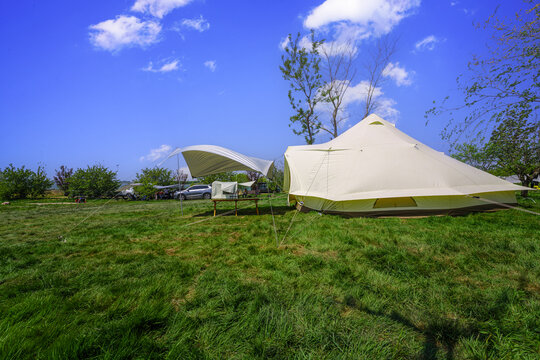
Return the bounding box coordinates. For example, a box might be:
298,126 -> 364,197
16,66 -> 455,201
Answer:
174,185 -> 212,200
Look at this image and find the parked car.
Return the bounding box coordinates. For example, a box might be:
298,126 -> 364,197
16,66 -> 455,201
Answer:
115,187 -> 137,200
258,182 -> 269,193
174,185 -> 212,200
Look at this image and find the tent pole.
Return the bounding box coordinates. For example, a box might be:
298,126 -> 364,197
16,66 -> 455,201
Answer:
177,153 -> 183,216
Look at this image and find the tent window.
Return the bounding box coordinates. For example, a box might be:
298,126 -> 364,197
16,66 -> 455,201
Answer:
373,197 -> 417,208
369,121 -> 384,125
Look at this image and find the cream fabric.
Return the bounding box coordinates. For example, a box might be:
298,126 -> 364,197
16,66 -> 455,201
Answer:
284,114 -> 529,213
239,181 -> 255,187
161,145 -> 274,178
211,181 -> 238,199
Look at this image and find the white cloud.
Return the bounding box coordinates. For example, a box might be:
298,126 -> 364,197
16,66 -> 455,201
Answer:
89,15 -> 161,51
317,79 -> 399,125
181,16 -> 210,32
304,0 -> 420,38
143,59 -> 180,73
279,36 -> 290,50
204,60 -> 216,72
140,144 -> 172,161
382,62 -> 412,86
414,35 -> 442,51
344,80 -> 399,121
450,1 -> 458,6
131,0 -> 193,18
292,35 -> 358,57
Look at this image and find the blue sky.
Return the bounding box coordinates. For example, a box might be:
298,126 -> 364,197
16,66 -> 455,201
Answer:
0,0 -> 523,180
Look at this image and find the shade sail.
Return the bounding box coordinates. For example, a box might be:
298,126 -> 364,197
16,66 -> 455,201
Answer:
161,145 -> 274,178
239,181 -> 255,187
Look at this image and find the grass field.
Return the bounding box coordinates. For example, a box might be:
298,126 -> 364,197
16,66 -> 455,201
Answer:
1,193 -> 539,359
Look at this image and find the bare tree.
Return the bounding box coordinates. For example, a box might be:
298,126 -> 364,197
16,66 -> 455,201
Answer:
175,169 -> 188,190
54,165 -> 73,196
362,36 -> 398,119
246,171 -> 262,192
320,41 -> 357,138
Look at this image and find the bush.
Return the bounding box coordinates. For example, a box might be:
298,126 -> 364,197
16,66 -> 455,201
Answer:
0,164 -> 53,200
69,165 -> 120,198
198,172 -> 239,184
134,167 -> 176,199
135,167 -> 175,186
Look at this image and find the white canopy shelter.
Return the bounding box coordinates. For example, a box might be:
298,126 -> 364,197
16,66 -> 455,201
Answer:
284,114 -> 530,216
161,145 -> 274,178
211,181 -> 238,199
239,181 -> 255,188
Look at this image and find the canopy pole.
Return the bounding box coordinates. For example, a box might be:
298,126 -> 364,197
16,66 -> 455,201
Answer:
177,154 -> 183,216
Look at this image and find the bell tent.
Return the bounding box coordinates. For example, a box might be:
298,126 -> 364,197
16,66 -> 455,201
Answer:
284,114 -> 529,216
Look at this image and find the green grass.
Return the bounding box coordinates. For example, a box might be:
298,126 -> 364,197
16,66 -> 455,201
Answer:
1,193 -> 539,359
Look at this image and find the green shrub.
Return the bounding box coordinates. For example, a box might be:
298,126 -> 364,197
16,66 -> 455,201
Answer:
69,165 -> 120,198
134,167 -> 177,199
0,164 -> 53,200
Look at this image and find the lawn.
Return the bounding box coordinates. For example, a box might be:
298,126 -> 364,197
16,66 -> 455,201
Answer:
0,193 -> 539,359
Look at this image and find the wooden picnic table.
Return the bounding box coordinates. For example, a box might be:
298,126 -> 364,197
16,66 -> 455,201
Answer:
212,198 -> 260,216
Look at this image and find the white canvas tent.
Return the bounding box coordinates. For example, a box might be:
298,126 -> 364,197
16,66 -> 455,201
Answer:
161,145 -> 274,178
284,114 -> 530,216
212,181 -> 238,199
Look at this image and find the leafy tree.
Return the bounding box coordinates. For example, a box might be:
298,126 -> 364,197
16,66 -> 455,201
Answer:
133,179 -> 157,200
426,1 -> 539,147
280,31 -> 325,144
235,172 -> 250,183
29,165 -> 54,198
197,172 -> 237,184
0,164 -> 53,200
133,167 -> 176,199
69,165 -> 120,198
489,109 -> 540,194
451,108 -> 539,195
135,167 -> 176,186
451,141 -> 496,172
54,165 -> 73,196
267,160 -> 285,192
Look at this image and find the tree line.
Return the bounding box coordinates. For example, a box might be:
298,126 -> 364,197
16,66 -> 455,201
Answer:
0,163 -> 284,201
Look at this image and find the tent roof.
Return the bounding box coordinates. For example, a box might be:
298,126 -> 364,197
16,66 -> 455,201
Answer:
284,114 -> 530,202
239,181 -> 255,187
161,145 -> 274,178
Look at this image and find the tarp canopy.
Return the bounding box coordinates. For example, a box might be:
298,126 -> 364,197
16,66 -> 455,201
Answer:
284,114 -> 531,216
154,184 -> 182,190
161,145 -> 274,178
211,181 -> 238,199
239,181 -> 255,187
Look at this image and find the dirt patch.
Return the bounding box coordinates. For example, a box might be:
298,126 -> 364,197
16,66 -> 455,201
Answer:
32,202 -> 80,205
281,244 -> 338,259
228,232 -> 241,243
455,276 -> 486,289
